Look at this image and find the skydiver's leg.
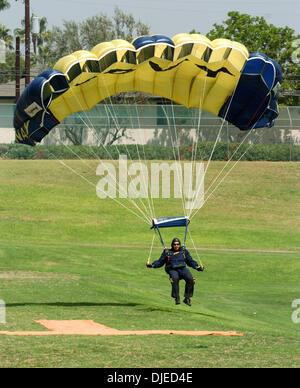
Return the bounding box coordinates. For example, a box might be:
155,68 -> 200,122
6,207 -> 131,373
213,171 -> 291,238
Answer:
168,270 -> 180,302
181,268 -> 194,298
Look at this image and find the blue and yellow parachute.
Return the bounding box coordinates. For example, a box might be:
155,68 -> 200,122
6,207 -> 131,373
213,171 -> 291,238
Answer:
13,33 -> 282,145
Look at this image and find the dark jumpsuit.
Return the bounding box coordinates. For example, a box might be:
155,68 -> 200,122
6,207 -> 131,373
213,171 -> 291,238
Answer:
152,248 -> 199,299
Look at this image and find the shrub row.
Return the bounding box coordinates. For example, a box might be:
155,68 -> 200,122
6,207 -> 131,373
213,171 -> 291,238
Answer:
1,142 -> 299,161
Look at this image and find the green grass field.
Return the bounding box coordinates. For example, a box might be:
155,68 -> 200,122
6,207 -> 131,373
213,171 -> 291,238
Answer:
0,159 -> 300,368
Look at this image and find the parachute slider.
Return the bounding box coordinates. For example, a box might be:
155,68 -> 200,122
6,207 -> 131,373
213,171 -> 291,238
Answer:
151,217 -> 190,249
151,216 -> 190,229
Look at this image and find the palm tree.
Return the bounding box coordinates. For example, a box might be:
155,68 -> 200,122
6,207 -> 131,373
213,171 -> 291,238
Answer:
0,0 -> 10,11
0,24 -> 13,49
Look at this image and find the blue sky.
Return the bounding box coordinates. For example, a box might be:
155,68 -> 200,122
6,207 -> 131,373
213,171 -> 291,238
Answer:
1,0 -> 299,37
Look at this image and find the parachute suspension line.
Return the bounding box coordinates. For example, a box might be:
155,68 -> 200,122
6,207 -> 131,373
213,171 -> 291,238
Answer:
189,87 -> 271,221
186,75 -> 208,214
123,100 -> 155,221
183,220 -> 189,248
154,226 -> 167,250
191,75 -> 209,162
287,106 -> 293,162
147,232 -> 156,266
197,130 -> 247,204
197,136 -> 255,213
189,127 -> 257,222
46,134 -> 153,225
186,109 -> 231,219
47,92 -> 152,226
59,73 -> 152,225
48,152 -> 150,225
132,103 -> 155,221
54,158 -> 96,188
187,83 -> 242,219
96,101 -> 152,221
189,76 -> 212,170
102,88 -> 153,216
13,34 -> 283,231
186,119 -> 223,220
136,92 -> 156,220
102,103 -> 154,222
168,75 -> 189,218
161,103 -> 187,219
98,80 -> 155,223
187,228 -> 203,267
209,126 -> 262,199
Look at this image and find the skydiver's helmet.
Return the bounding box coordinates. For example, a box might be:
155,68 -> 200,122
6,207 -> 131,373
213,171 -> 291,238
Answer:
171,238 -> 181,250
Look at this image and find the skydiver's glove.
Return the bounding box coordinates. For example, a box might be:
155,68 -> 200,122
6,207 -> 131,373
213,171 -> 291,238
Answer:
196,265 -> 204,272
146,263 -> 153,268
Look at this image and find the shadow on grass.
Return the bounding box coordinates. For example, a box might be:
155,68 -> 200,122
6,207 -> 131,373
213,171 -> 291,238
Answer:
6,302 -> 221,320
5,302 -> 139,307
135,304 -> 219,319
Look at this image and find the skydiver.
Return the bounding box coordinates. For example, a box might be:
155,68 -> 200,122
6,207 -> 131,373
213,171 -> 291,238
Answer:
147,238 -> 204,306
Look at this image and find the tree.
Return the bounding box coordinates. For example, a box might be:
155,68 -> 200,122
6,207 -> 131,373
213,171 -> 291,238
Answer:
50,21 -> 81,61
0,1 -> 13,49
44,6 -> 150,66
112,7 -> 149,42
191,11 -> 300,104
0,24 -> 13,49
0,2 -> 15,84
0,0 -> 10,11
36,27 -> 54,68
80,6 -> 150,50
80,14 -> 115,50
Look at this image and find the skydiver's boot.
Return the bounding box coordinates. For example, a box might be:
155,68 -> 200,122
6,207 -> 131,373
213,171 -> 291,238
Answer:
183,297 -> 191,306
175,297 -> 180,305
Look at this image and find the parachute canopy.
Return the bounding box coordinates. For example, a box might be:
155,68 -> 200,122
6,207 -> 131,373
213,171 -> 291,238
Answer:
14,33 -> 282,145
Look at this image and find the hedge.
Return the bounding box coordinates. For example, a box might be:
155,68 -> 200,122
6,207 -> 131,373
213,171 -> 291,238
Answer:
1,142 -> 299,161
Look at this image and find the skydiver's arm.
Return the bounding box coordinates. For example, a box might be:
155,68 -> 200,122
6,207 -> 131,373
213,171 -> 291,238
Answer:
151,251 -> 168,268
184,249 -> 200,269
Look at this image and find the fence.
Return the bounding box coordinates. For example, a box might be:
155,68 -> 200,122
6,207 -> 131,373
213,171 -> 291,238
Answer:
1,104 -> 300,151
